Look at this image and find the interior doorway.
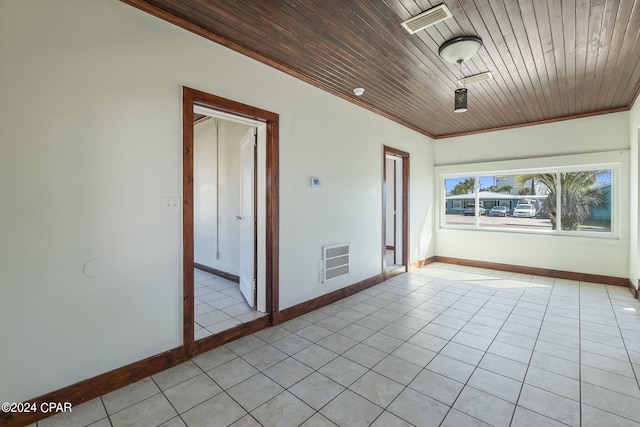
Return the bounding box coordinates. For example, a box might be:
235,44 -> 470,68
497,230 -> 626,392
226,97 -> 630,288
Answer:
192,111 -> 262,340
383,146 -> 409,276
183,87 -> 279,357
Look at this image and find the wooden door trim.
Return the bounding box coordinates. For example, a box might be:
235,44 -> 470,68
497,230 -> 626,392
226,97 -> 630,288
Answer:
183,87 -> 280,358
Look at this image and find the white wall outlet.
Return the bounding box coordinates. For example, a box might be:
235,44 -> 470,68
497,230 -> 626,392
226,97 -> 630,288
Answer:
162,197 -> 180,213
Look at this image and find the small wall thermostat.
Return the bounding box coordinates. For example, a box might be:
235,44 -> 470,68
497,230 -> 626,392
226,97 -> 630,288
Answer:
310,177 -> 321,188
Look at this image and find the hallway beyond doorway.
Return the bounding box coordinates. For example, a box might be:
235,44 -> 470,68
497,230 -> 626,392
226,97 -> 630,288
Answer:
386,249 -> 401,271
194,269 -> 267,339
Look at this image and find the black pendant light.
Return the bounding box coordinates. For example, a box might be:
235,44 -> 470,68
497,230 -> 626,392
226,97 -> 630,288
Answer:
454,88 -> 468,113
454,59 -> 468,113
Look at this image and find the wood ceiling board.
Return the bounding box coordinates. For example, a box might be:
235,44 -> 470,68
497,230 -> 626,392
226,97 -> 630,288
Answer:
610,5 -> 640,107
123,0 -> 640,137
596,0 -> 629,109
463,3 -> 532,124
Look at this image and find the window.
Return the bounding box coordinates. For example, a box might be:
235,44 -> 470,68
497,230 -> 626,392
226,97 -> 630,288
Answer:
556,170 -> 612,232
443,176 -> 475,226
442,167 -> 613,235
477,174 -> 552,231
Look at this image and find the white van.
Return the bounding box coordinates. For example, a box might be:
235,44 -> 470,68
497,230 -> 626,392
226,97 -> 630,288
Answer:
513,204 -> 536,218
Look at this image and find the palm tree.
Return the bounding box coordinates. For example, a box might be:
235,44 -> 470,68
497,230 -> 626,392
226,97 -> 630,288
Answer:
515,174 -> 537,195
534,171 -> 605,230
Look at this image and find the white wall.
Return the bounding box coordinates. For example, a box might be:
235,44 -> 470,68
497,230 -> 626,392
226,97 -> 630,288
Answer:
630,102 -> 640,287
434,113 -> 630,278
0,0 -> 434,402
279,101 -> 434,309
435,113 -> 630,165
194,119 -> 249,275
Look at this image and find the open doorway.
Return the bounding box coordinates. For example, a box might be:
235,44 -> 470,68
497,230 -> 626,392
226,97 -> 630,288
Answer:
383,146 -> 409,277
183,87 -> 279,357
192,111 -> 263,340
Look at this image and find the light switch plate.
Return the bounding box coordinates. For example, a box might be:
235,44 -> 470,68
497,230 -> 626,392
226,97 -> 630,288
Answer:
162,197 -> 180,213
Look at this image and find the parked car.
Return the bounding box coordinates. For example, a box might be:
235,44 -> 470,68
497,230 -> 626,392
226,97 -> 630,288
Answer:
464,202 -> 485,216
512,204 -> 536,218
489,206 -> 508,217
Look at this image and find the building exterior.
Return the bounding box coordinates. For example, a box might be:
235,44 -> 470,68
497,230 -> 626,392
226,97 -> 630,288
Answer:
445,191 -> 545,215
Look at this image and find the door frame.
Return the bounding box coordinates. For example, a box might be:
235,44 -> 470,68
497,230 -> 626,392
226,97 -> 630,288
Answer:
183,87 -> 279,358
386,156 -> 397,262
382,146 -> 409,278
239,127 -> 257,308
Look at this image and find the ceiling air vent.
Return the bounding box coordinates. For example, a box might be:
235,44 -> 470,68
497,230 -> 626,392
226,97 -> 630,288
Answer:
401,4 -> 453,34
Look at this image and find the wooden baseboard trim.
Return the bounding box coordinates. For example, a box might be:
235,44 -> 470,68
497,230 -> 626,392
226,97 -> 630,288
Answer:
434,256 -> 630,287
194,316 -> 272,355
384,267 -> 407,279
279,258 -> 440,324
629,280 -> 638,298
2,347 -> 185,427
194,263 -> 240,283
409,256 -> 437,270
278,274 -> 385,323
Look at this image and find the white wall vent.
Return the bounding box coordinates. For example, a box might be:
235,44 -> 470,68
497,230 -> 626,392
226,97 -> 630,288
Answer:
321,243 -> 350,282
401,4 -> 452,34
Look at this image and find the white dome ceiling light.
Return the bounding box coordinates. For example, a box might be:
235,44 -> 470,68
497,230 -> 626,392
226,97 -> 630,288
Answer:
438,36 -> 483,64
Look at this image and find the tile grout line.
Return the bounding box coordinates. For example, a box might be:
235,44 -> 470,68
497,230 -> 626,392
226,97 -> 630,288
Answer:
194,270 -> 260,336
467,273 -> 587,423
424,273 -> 522,425
363,273 -> 456,426
55,266 -> 639,427
199,350 -> 267,426
430,275 -> 506,426
154,341 -> 263,425
303,272 -> 430,425
282,270 -> 466,426
98,395 -> 112,427
441,271 -> 553,426
505,275 -> 559,427
594,283 -> 640,424
578,281 -> 583,427
149,374 -> 183,426
357,267 -> 543,425
113,267 -> 507,425
607,284 -> 640,384
226,327 -> 346,425
390,267 -> 538,425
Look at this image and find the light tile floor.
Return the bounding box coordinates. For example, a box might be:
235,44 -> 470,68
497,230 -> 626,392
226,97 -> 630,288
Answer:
194,269 -> 267,339
34,262 -> 640,426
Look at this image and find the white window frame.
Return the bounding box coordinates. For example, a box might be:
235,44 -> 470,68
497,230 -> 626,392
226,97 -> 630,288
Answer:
439,160 -> 620,239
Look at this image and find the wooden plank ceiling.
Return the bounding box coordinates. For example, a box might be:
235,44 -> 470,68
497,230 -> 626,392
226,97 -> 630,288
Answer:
124,0 -> 640,138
